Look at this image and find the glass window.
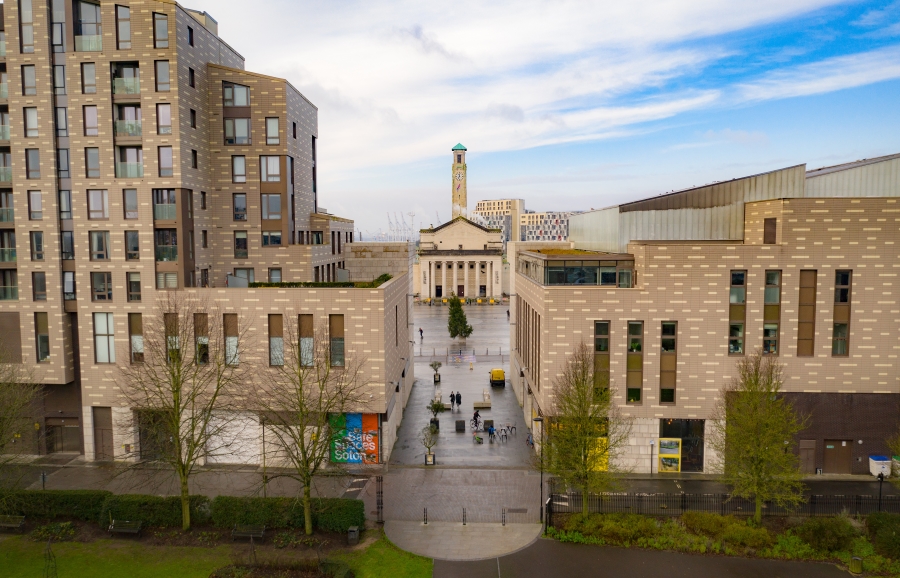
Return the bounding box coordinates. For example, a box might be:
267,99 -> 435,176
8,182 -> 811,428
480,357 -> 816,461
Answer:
260,156 -> 280,181
157,104 -> 172,134
618,269 -> 633,288
628,321 -> 642,352
56,107 -> 68,137
224,118 -> 250,145
124,189 -> 138,219
200,191 -> 207,210
201,230 -> 208,248
20,0 -> 35,53
153,13 -> 168,48
764,271 -> 781,304
188,26 -> 194,46
156,272 -> 177,289
74,1 -> 102,51
91,272 -> 112,301
266,117 -> 279,145
59,190 -> 72,220
234,231 -> 248,258
0,269 -> 17,301
190,109 -> 196,128
233,194 -> 247,221
594,321 -> 609,352
832,323 -> 849,356
22,65 -> 36,95
262,231 -> 282,246
125,230 -> 139,260
88,189 -> 108,219
835,270 -> 851,303
26,149 -> 40,179
191,150 -> 197,169
24,107 -> 38,137
763,323 -> 779,355
89,231 -> 110,260
28,190 -> 42,220
32,272 -> 46,301
93,312 -> 116,364
261,194 -> 281,219
729,323 -> 744,354
158,146 -> 173,177
81,63 -> 97,94
188,68 -> 195,88
129,313 -> 143,362
30,231 -> 43,260
661,322 -> 676,352
85,147 -> 100,178
83,105 -> 99,136
223,82 -> 250,106
57,149 -> 70,178
155,60 -> 170,91
729,270 -> 746,304
232,156 -> 246,182
53,65 -> 66,95
599,266 -> 616,286
233,268 -> 254,283
116,5 -> 131,49
61,231 -> 74,260
127,272 -> 141,302
269,268 -> 282,283
35,313 -> 50,362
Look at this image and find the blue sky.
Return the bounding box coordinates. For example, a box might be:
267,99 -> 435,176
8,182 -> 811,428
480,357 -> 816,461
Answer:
186,0 -> 900,234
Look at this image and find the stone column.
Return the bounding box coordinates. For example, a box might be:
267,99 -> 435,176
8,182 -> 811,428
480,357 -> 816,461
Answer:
452,261 -> 458,297
463,260 -> 469,299
427,260 -> 433,299
441,261 -> 447,298
488,261 -> 493,298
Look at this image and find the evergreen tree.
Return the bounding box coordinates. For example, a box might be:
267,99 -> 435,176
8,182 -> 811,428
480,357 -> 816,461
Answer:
447,293 -> 473,339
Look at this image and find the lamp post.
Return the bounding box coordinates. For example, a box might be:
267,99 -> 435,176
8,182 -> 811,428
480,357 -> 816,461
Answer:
533,416 -> 544,523
878,472 -> 885,512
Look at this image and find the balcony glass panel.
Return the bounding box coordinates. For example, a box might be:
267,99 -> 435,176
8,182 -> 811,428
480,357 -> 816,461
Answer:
154,204 -> 177,220
113,77 -> 140,94
0,126 -> 8,140
155,246 -> 177,261
0,208 -> 13,222
116,162 -> 143,178
0,84 -> 7,98
0,286 -> 17,300
114,120 -> 142,137
0,248 -> 16,262
74,35 -> 102,52
0,40 -> 6,57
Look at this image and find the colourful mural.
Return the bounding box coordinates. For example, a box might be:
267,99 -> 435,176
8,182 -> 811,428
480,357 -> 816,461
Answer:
330,413 -> 379,464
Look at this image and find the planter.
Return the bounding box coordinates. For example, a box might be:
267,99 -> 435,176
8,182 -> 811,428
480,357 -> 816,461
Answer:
434,373 -> 441,384
425,453 -> 435,465
430,418 -> 440,430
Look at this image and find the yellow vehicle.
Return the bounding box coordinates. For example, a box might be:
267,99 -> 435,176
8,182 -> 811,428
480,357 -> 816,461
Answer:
489,368 -> 506,387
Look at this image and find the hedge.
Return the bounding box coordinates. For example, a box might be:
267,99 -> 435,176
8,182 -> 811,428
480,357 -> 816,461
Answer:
99,494 -> 210,528
210,496 -> 364,532
249,273 -> 392,290
0,490 -> 112,522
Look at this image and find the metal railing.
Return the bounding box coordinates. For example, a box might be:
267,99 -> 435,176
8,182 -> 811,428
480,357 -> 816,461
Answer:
114,119 -> 142,137
153,204 -> 177,220
0,125 -> 9,140
0,208 -> 12,222
0,286 -> 17,300
155,246 -> 177,262
116,162 -> 143,178
0,248 -> 16,262
75,35 -> 102,52
414,347 -> 506,364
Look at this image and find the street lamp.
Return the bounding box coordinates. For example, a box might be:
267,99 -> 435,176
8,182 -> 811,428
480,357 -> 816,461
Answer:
533,416 -> 544,523
878,472 -> 885,512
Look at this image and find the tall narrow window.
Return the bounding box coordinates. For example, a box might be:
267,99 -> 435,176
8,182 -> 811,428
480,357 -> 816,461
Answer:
128,313 -> 143,362
26,149 -> 40,179
83,105 -> 99,136
728,270 -> 746,355
292,122 -> 297,139
35,312 -> 50,362
56,107 -> 69,137
260,156 -> 280,181
57,149 -> 70,178
330,314 -> 345,367
223,82 -> 250,106
187,26 -> 194,46
116,5 -> 131,49
224,314 -> 239,366
269,314 -> 283,366
89,231 -> 110,260
266,118 -> 279,145
63,270 -> 75,299
232,156 -> 246,182
832,270 -> 852,356
190,109 -> 196,128
20,0 -> 35,53
74,1 -> 102,51
61,231 -> 74,259
157,104 -> 172,134
81,63 -> 97,94
200,191 -> 207,210
91,272 -> 112,301
660,322 -> 677,403
763,270 -> 781,355
30,231 -> 43,260
85,147 -> 100,178
763,218 -> 777,244
53,65 -> 66,95
155,61 -> 170,92
0,270 -> 17,301
93,313 -> 115,363
234,231 -> 248,258
158,146 -> 173,177
224,118 -> 250,144
188,68 -> 195,88
797,270 -> 817,357
124,189 -> 138,219
127,272 -> 141,302
22,65 -> 36,96
233,194 -> 247,221
194,313 -> 209,364
28,191 -> 42,220
593,321 -> 610,397
626,321 -> 643,403
125,230 -> 139,260
191,150 -> 198,169
88,189 -> 109,219
24,107 -> 38,137
153,13 -> 169,48
261,194 -> 281,220
299,314 -> 313,367
201,230 -> 208,248
32,272 -> 46,301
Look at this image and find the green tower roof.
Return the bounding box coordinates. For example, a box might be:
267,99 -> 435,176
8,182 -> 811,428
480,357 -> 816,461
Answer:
451,143 -> 467,151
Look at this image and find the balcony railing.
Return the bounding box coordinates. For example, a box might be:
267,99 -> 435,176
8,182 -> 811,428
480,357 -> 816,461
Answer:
0,167 -> 11,183
0,208 -> 13,222
116,162 -> 143,178
112,77 -> 140,95
114,120 -> 142,137
0,83 -> 7,99
155,246 -> 177,262
0,40 -> 6,57
0,125 -> 9,140
154,204 -> 177,220
0,248 -> 16,262
0,286 -> 17,300
74,35 -> 102,52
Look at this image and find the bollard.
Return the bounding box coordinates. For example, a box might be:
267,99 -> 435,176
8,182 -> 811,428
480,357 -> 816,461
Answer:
502,508 -> 506,526
463,508 -> 466,526
424,508 -> 427,525
469,362 -> 473,371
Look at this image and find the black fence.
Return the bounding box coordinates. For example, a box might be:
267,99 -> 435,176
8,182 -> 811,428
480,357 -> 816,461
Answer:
548,492 -> 900,528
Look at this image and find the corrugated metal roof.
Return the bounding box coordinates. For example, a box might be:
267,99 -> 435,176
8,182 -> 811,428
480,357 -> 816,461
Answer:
805,152 -> 900,178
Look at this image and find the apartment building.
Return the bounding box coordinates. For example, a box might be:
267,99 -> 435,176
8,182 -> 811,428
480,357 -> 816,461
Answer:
472,198 -> 524,243
1,0 -> 412,463
520,211 -> 574,242
510,154 -> 900,475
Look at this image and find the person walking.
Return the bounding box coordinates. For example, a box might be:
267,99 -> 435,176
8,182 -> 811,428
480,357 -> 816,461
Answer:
456,391 -> 461,409
449,390 -> 455,410
419,327 -> 424,340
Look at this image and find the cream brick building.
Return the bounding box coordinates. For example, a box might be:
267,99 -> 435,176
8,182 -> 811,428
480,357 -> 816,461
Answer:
0,0 -> 412,463
510,154 -> 900,475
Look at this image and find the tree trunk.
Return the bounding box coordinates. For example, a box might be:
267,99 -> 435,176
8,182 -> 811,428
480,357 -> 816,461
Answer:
581,488 -> 588,517
303,483 -> 313,535
754,496 -> 762,525
180,476 -> 191,531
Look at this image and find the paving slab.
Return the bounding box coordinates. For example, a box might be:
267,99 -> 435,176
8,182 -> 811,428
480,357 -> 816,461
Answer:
385,520 -> 541,561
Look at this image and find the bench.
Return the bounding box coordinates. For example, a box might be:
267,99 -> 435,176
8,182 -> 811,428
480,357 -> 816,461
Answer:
434,389 -> 441,403
473,389 -> 492,409
232,524 -> 266,541
0,515 -> 25,533
108,519 -> 142,536
456,420 -> 466,432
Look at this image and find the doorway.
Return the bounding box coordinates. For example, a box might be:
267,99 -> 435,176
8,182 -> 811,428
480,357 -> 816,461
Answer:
823,439 -> 853,474
659,419 -> 705,472
45,418 -> 81,453
799,439 -> 816,474
479,285 -> 486,297
435,285 -> 442,298
457,285 -> 464,297
92,407 -> 114,460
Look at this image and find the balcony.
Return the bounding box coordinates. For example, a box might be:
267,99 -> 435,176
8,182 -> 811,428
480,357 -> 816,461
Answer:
0,286 -> 17,300
0,40 -> 6,57
0,84 -> 7,99
0,209 -> 13,222
0,248 -> 16,262
74,35 -> 102,52
153,204 -> 177,220
114,120 -> 142,137
155,246 -> 177,262
0,125 -> 8,140
113,77 -> 140,95
116,162 -> 143,178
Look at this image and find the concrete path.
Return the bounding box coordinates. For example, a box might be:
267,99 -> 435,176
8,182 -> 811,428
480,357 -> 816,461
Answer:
433,537 -> 848,578
412,303 -> 510,357
385,520 -> 542,561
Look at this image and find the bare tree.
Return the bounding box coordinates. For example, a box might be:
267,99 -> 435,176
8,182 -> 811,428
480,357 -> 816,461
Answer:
420,425 -> 438,456
257,319 -> 370,535
541,343 -> 632,516
118,293 -> 251,531
0,344 -> 40,490
708,349 -> 807,524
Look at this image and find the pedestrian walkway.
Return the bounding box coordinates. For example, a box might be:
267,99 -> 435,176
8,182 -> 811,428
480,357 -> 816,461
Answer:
385,520 -> 542,561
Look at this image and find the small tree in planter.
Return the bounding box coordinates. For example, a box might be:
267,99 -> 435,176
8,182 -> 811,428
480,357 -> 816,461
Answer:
430,361 -> 442,384
448,294 -> 473,341
421,425 -> 438,465
428,399 -> 445,429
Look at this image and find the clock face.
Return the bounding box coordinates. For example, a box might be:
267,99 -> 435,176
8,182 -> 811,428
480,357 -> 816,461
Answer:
455,171 -> 464,182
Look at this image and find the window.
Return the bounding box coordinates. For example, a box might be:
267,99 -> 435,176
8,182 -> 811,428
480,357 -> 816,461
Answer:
157,104 -> 172,134
232,156 -> 246,182
83,106 -> 99,136
763,218 -> 776,244
93,313 -> 115,363
81,63 -> 97,93
127,272 -> 141,302
269,268 -> 282,283
24,107 -> 38,137
832,270 -> 852,356
53,65 -> 66,95
292,122 -> 297,139
224,314 -> 239,366
763,323 -> 779,355
797,270 -> 817,357
91,272 -> 112,301
20,0 -> 35,53
200,269 -> 209,288
200,191 -> 207,209
158,146 -> 173,177
224,118 -> 250,145
154,228 -> 177,262
22,65 -> 36,95
660,321 -> 676,403
730,270 -> 746,304
191,150 -> 197,169
234,231 -> 248,258
88,189 -> 108,219
832,323 -> 849,356
190,109 -> 196,128
56,107 -> 69,137
0,269 -> 16,301
262,231 -> 282,246
233,268 -> 254,283
260,156 -> 280,181
30,231 -> 43,260
835,270 -> 852,303
28,191 -> 42,220
85,147 -> 100,178
116,5 -> 131,49
32,272 -> 46,301
233,194 -> 247,221
729,323 -> 744,355
201,229 -> 208,248
764,271 -> 780,303
223,82 -> 250,106
89,231 -> 110,260
123,189 -> 138,219
128,313 -> 143,362
188,68 -> 195,88
300,314 -> 314,366
261,194 -> 281,219
63,271 -> 75,300
156,272 -> 177,289
728,270 -> 746,355
269,315 -> 283,366
330,314 -> 345,367
125,230 -> 139,260
57,149 -> 70,178
266,118 -> 279,145
153,13 -> 169,48
61,231 -> 74,260
35,313 -> 50,362
593,321 -> 610,395
155,60 -> 170,91
194,313 -> 209,363
26,149 -> 40,179
74,0 -> 102,51
626,321 -> 643,403
187,25 -> 194,46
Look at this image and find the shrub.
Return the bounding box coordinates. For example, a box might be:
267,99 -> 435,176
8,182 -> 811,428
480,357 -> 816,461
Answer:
868,512 -> 900,559
681,511 -> 736,538
721,523 -> 773,549
795,516 -> 857,553
99,494 -> 210,528
315,498 -> 365,533
210,497 -> 364,533
31,521 -> 76,542
0,490 -> 112,522
564,513 -> 658,544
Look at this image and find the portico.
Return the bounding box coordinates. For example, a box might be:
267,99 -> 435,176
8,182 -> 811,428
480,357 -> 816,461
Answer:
421,254 -> 503,299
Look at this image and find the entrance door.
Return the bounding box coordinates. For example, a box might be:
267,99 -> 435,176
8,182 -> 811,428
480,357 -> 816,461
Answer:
458,285 -> 464,297
479,285 -> 486,297
92,407 -> 114,461
435,285 -> 442,298
799,439 -> 816,474
823,439 -> 852,474
45,418 -> 81,453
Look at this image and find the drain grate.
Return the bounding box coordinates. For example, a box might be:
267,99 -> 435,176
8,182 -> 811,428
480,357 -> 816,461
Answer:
506,508 -> 528,514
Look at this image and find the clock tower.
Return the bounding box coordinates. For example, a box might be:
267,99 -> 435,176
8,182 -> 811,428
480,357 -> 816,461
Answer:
451,143 -> 467,218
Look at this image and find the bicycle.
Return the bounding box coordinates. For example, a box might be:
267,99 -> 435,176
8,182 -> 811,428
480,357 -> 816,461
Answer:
525,433 -> 535,449
470,417 -> 482,431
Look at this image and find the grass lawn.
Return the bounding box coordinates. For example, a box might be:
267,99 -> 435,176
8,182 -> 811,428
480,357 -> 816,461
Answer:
329,530 -> 432,578
0,537 -> 232,578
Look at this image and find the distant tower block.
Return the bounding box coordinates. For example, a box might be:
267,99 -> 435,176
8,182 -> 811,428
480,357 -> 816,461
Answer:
451,143 -> 468,218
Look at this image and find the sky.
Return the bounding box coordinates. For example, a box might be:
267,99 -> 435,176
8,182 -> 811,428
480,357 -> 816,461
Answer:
185,0 -> 900,235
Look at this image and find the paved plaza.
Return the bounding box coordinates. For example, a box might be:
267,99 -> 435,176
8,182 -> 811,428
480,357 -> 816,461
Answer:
412,302 -> 511,357
385,520 -> 542,561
